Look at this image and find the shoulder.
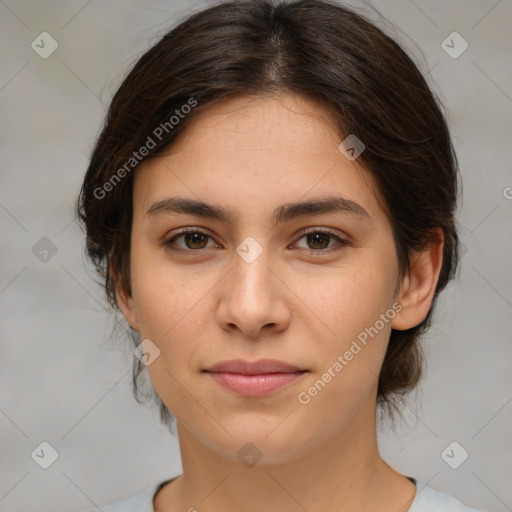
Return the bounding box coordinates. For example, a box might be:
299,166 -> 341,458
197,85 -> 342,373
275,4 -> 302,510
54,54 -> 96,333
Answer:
411,482 -> 488,512
84,483 -> 158,512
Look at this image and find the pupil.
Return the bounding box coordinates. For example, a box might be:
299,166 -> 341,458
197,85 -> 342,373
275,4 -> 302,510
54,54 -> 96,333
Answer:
186,233 -> 207,248
308,232 -> 329,249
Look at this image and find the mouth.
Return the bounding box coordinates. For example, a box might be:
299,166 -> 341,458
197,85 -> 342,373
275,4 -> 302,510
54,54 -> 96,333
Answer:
202,359 -> 309,397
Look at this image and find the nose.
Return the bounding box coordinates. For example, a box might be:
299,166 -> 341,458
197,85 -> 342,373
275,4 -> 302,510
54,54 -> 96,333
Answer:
215,246 -> 291,338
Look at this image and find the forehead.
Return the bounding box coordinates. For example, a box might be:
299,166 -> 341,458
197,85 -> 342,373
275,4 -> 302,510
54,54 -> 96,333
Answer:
161,94 -> 343,162
133,94 -> 387,222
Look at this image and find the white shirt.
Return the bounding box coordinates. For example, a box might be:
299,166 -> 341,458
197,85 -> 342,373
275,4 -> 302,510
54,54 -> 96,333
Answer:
86,477 -> 488,511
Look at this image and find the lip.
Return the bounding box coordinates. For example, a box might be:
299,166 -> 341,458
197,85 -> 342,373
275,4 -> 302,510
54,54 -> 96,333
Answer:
203,358 -> 305,374
203,359 -> 309,398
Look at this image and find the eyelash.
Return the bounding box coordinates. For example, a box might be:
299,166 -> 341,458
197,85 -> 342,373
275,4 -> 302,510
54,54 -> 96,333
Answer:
163,227 -> 350,256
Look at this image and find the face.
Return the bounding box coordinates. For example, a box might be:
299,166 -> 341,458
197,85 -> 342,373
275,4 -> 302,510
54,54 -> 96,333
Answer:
117,93 -> 430,464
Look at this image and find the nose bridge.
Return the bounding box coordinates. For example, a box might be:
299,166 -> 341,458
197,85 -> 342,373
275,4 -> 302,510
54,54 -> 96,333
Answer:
232,236 -> 274,302
217,235 -> 289,336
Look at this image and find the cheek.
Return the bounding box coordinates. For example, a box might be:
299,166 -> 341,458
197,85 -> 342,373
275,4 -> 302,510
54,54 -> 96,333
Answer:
130,251 -> 208,419
297,260 -> 397,406
297,273 -> 395,419
129,244 -> 207,339
300,262 -> 395,343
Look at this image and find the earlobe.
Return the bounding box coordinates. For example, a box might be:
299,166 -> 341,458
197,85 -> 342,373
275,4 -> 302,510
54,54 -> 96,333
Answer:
115,282 -> 139,332
110,255 -> 139,331
391,229 -> 444,331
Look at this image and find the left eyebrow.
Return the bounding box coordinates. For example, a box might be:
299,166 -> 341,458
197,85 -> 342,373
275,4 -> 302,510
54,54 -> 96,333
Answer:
145,195 -> 370,225
274,196 -> 370,223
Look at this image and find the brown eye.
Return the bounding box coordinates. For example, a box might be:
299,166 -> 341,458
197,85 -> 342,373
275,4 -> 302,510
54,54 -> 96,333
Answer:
164,229 -> 216,251
294,230 -> 349,255
182,232 -> 209,249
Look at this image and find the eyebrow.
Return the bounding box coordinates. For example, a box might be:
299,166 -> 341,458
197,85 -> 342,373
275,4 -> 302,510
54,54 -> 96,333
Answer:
146,196 -> 370,225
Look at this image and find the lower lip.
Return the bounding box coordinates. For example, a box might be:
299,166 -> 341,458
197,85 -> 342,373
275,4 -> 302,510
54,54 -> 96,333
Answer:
205,371 -> 307,397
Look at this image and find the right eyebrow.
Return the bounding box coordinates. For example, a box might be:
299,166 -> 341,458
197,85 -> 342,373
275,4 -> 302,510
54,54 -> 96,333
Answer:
146,197 -> 234,223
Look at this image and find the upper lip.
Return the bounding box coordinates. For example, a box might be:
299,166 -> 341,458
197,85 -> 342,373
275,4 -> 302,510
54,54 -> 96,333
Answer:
203,359 -> 307,375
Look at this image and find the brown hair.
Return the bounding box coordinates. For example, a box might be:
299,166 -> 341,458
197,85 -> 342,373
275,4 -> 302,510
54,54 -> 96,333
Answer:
76,0 -> 460,426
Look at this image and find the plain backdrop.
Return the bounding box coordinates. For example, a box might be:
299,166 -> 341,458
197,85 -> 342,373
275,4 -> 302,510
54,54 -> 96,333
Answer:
0,1 -> 511,511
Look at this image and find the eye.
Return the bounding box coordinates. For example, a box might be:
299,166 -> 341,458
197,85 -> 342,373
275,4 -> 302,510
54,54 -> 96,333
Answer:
163,228 -> 218,252
163,227 -> 349,255
293,229 -> 349,255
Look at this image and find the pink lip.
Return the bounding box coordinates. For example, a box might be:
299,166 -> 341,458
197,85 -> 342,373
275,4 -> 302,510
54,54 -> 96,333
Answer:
205,371 -> 307,397
203,359 -> 309,397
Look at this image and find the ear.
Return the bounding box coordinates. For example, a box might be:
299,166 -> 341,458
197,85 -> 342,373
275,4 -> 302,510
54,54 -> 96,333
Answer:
110,254 -> 139,332
391,228 -> 444,331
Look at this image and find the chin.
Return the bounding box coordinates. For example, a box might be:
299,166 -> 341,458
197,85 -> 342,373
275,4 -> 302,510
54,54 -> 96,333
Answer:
201,419 -> 313,466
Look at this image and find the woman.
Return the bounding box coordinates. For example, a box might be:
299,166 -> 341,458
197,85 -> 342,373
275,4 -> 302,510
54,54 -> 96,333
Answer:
78,0 -> 487,510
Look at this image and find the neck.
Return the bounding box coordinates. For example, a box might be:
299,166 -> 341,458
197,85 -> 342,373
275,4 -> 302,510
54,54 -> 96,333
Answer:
155,400 -> 416,512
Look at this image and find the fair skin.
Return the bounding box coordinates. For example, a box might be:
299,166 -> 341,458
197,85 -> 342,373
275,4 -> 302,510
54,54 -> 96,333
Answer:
115,93 -> 443,512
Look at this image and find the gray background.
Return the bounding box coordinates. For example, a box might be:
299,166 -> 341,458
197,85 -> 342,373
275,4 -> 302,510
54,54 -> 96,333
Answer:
0,0 -> 511,511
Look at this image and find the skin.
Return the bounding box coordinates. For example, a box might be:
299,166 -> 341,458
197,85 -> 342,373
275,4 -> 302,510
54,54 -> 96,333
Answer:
116,93 -> 443,512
